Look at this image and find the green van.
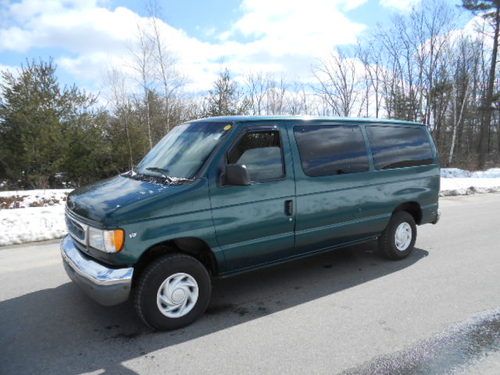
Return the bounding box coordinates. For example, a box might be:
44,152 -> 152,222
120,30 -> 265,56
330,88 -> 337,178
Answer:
61,116 -> 440,330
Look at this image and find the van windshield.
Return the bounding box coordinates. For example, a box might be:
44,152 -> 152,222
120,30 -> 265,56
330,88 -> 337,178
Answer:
134,122 -> 230,180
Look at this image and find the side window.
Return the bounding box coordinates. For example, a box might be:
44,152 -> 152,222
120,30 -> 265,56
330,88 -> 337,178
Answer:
227,130 -> 285,182
293,125 -> 369,177
367,126 -> 434,170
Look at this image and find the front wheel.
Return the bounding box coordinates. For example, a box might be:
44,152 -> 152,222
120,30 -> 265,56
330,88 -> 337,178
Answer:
134,253 -> 211,330
378,211 -> 416,260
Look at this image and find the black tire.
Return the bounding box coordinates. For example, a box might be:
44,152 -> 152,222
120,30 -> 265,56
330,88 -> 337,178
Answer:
134,253 -> 211,331
378,211 -> 416,260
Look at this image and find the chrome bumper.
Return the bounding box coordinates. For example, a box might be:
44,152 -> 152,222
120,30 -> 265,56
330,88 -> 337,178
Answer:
60,235 -> 134,306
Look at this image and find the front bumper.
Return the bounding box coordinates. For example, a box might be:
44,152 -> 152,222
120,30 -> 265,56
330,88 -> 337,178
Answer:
60,235 -> 134,306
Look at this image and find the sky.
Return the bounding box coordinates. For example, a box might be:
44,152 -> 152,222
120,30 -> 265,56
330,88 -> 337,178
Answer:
0,0 -> 470,96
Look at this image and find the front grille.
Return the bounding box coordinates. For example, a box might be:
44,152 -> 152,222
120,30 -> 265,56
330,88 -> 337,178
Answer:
65,212 -> 87,245
73,238 -> 88,253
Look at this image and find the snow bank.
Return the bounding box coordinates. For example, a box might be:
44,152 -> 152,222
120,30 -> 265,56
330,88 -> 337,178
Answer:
440,178 -> 500,196
440,168 -> 500,196
441,168 -> 500,179
0,205 -> 66,246
0,189 -> 71,209
0,189 -> 70,246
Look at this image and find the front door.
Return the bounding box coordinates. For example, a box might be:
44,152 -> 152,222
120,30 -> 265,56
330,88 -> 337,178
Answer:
209,124 -> 296,273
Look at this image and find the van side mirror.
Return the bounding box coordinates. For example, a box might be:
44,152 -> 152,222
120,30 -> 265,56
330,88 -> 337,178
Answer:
224,164 -> 250,186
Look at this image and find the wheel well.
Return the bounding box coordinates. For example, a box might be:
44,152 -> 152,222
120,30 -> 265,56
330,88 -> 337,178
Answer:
393,202 -> 422,225
133,237 -> 218,284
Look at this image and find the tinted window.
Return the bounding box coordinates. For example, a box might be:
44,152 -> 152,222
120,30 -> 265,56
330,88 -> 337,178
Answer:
227,131 -> 284,181
367,126 -> 434,170
294,125 -> 369,177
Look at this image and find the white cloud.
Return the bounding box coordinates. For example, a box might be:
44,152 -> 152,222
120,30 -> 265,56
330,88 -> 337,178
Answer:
0,5 -> 140,54
230,0 -> 366,58
379,0 -> 421,12
0,0 -> 368,94
0,26 -> 32,51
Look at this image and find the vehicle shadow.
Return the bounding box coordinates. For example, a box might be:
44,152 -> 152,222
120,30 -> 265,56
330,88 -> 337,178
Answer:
0,243 -> 428,374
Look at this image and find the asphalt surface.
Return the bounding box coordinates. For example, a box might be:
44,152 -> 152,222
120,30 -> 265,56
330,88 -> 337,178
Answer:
1,193 -> 499,374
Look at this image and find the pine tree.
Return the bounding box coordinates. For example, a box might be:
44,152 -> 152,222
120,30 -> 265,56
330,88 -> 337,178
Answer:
0,60 -> 100,187
204,69 -> 249,117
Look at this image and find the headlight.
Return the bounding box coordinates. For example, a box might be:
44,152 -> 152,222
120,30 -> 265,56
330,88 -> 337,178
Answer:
88,227 -> 125,253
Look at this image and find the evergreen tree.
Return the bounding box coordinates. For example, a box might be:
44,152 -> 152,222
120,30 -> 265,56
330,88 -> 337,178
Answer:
204,69 -> 249,117
0,60 -> 104,187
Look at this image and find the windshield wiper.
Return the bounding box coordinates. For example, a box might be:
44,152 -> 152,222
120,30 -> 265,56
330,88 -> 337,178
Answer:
168,176 -> 194,183
145,167 -> 170,177
144,167 -> 193,184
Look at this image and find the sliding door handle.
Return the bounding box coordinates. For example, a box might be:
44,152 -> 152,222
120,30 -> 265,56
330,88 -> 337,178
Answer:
284,199 -> 294,216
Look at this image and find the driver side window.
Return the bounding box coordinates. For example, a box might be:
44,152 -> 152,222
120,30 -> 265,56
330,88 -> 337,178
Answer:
227,130 -> 285,182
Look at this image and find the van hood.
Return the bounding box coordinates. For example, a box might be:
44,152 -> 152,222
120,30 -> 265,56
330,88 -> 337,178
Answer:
66,175 -> 199,226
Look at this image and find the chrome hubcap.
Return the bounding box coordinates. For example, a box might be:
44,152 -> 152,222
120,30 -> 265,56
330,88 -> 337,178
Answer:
157,272 -> 199,318
395,222 -> 412,251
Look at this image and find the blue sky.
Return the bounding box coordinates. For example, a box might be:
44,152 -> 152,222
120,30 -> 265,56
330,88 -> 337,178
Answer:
0,0 -> 470,95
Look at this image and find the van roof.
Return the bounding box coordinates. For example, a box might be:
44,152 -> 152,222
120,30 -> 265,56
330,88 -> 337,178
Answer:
190,115 -> 424,126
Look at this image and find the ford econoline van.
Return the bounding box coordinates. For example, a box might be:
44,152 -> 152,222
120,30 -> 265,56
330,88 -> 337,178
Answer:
61,116 -> 440,330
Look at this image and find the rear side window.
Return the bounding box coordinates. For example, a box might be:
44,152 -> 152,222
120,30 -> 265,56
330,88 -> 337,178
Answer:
227,130 -> 284,181
294,125 -> 369,177
367,126 -> 434,170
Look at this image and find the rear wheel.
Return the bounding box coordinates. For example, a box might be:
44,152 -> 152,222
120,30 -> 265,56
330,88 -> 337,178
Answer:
134,253 -> 211,330
378,211 -> 416,260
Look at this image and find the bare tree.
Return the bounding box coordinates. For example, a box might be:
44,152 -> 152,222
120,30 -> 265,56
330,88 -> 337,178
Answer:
266,76 -> 287,115
245,73 -> 288,115
106,69 -> 134,170
130,24 -> 155,149
285,82 -> 310,115
449,80 -> 470,165
246,73 -> 268,115
146,0 -> 186,133
357,43 -> 384,118
462,0 -> 500,168
313,49 -> 360,116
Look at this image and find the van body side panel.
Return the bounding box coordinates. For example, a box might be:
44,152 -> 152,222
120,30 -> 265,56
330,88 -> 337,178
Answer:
288,121 -> 440,255
124,210 -> 222,265
354,165 -> 440,234
207,123 -> 296,273
293,171 -> 378,252
362,124 -> 440,228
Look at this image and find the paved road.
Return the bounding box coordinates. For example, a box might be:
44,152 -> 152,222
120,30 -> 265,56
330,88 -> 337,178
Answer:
1,194 -> 499,374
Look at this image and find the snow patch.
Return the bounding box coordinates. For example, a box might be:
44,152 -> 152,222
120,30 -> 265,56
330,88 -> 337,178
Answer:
440,178 -> 500,197
441,168 -> 500,179
440,168 -> 500,196
0,205 -> 67,246
0,189 -> 72,209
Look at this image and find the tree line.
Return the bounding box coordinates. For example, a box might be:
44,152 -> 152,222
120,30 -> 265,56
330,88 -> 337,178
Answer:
0,0 -> 498,189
